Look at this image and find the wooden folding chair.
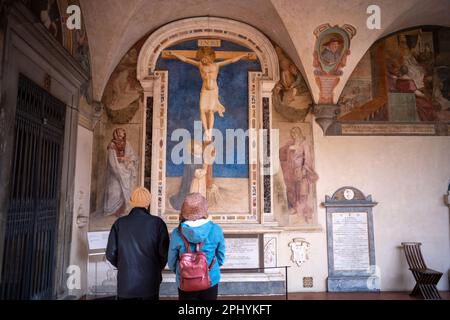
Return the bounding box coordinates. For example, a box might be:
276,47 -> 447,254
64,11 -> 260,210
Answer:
401,242 -> 443,300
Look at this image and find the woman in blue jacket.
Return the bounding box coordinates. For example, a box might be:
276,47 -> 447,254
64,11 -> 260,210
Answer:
168,192 -> 226,300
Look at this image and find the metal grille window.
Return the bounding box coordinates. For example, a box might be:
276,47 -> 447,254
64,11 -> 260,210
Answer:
0,74 -> 66,300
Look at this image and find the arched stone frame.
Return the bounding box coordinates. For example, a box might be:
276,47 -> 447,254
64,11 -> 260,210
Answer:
137,17 -> 279,82
136,17 -> 280,224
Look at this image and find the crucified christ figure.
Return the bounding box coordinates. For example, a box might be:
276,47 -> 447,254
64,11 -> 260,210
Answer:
168,47 -> 252,141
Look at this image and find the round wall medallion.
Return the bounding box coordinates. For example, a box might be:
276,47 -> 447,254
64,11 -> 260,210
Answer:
343,188 -> 355,200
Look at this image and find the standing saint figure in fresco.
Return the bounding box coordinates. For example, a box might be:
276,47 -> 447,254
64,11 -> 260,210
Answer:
279,127 -> 318,224
104,128 -> 138,217
168,47 -> 251,141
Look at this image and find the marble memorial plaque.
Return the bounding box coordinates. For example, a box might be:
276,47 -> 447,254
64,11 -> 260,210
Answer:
332,212 -> 370,271
222,236 -> 260,269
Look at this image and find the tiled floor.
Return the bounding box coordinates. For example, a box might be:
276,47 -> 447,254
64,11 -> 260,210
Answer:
158,291 -> 450,300
86,291 -> 450,300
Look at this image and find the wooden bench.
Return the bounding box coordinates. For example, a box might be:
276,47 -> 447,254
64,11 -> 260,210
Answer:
401,242 -> 443,300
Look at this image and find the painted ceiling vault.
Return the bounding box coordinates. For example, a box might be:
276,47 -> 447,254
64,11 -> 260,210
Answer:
79,0 -> 450,103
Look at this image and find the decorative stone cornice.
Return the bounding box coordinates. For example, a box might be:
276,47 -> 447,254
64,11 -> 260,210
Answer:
137,17 -> 280,83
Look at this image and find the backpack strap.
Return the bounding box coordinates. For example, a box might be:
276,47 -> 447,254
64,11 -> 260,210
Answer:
178,225 -> 216,270
197,241 -> 216,270
178,225 -> 191,253
209,257 -> 216,271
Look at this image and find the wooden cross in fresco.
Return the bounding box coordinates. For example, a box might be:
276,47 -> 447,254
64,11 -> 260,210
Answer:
161,46 -> 257,143
162,39 -> 257,61
161,44 -> 257,193
161,50 -> 257,61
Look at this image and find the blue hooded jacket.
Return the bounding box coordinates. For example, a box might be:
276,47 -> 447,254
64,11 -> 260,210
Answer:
168,219 -> 226,288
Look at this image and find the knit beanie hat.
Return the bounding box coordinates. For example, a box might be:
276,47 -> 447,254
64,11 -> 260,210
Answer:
180,192 -> 208,221
129,187 -> 151,209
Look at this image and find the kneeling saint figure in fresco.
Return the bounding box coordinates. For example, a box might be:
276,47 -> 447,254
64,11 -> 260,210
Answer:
279,127 -> 318,223
168,47 -> 251,141
169,140 -> 213,210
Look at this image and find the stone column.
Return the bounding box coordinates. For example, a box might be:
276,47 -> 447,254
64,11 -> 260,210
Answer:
139,76 -> 156,186
139,75 -> 159,209
0,0 -> 14,279
260,80 -> 277,224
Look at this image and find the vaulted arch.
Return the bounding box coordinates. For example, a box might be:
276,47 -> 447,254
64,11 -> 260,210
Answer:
137,17 -> 280,82
270,0 -> 450,104
80,0 -> 300,101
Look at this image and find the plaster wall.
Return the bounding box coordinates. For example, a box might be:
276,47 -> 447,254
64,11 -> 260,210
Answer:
69,126 -> 94,298
289,119 -> 450,291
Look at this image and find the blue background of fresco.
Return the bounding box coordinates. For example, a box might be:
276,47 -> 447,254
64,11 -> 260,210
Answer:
156,40 -> 261,178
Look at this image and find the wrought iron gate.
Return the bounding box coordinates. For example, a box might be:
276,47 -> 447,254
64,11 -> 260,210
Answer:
0,74 -> 66,300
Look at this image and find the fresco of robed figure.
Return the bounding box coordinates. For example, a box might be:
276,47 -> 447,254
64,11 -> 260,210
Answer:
277,126 -> 318,225
103,128 -> 138,217
320,36 -> 344,67
271,46 -> 318,227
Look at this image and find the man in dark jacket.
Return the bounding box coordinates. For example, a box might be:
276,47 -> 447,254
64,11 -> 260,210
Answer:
106,187 -> 170,300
